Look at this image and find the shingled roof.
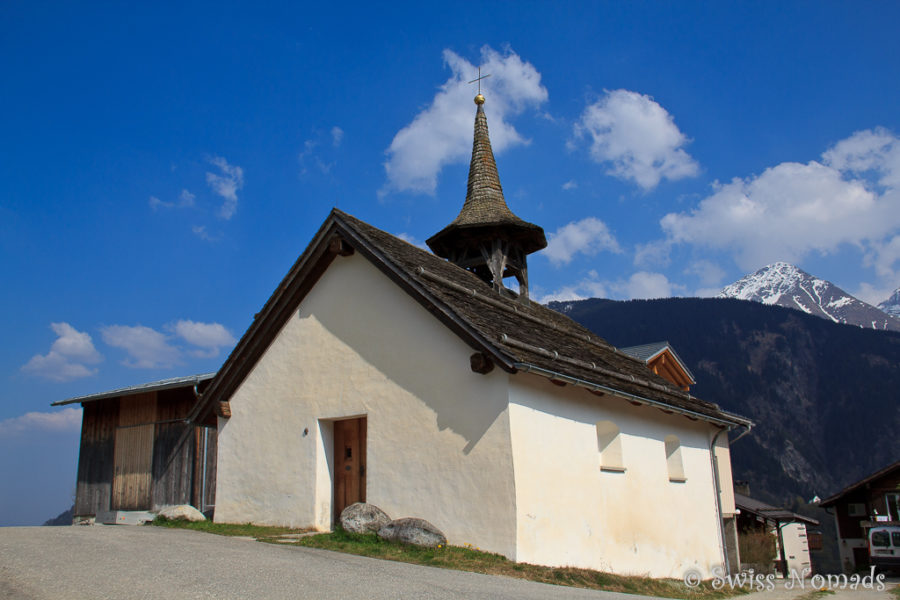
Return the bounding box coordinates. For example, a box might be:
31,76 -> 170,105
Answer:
735,492 -> 819,526
427,97 -> 546,258
195,209 -> 751,430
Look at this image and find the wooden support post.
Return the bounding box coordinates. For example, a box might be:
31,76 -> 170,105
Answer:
470,352 -> 494,374
192,426 -> 202,509
328,236 -> 354,257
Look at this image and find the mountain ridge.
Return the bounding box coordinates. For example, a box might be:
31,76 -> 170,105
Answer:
718,262 -> 900,332
879,286 -> 900,318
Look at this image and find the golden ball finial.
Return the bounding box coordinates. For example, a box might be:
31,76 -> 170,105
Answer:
474,93 -> 485,105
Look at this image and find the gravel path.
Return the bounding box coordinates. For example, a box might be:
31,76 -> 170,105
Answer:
0,526 -> 661,600
1,526 -> 895,600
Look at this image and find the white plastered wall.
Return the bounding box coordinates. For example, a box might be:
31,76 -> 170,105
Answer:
508,375 -> 726,578
214,252 -> 518,557
715,438 -> 736,516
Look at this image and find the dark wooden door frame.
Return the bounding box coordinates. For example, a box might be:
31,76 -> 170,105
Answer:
332,416 -> 367,522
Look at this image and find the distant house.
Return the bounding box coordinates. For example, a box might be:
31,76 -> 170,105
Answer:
734,490 -> 819,576
621,342 -> 696,392
52,374 -> 217,524
819,460 -> 900,573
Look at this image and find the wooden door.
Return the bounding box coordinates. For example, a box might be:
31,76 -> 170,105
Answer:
112,424 -> 154,509
333,417 -> 366,522
111,393 -> 156,510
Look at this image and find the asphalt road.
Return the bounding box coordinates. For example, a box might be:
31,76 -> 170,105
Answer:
0,526 -> 660,600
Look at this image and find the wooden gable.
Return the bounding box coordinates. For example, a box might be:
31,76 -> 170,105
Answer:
647,349 -> 694,392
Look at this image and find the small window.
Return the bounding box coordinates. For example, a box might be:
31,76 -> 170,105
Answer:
847,503 -> 866,517
807,531 -> 824,551
871,531 -> 890,547
596,421 -> 624,472
665,435 -> 686,482
893,532 -> 900,547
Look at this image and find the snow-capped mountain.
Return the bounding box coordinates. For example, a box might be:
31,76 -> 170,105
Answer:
879,287 -> 900,318
718,262 -> 900,332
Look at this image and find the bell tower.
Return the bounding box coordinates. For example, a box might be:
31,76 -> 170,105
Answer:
426,93 -> 547,301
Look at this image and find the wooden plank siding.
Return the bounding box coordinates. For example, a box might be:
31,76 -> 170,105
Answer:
202,426 -> 217,509
111,423 -> 155,509
74,399 -> 119,516
152,386 -> 196,509
111,393 -> 157,510
73,382 -> 218,518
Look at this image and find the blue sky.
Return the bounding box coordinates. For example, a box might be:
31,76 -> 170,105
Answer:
2,2 -> 899,525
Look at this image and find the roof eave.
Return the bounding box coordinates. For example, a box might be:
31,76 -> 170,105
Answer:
819,460 -> 900,507
52,372 -> 216,407
514,361 -> 753,429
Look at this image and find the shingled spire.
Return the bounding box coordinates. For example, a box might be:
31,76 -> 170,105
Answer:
427,93 -> 547,301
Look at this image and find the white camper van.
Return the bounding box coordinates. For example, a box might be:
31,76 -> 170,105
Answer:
869,526 -> 900,571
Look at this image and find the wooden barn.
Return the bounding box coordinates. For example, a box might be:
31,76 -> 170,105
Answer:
53,373 -> 217,524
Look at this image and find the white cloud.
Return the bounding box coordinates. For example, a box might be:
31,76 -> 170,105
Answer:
149,189 -> 196,211
542,217 -> 621,266
855,281 -> 898,306
331,126 -> 344,147
172,320 -> 236,358
0,408 -> 82,438
612,271 -> 677,299
683,259 -> 726,297
633,239 -> 672,268
192,225 -> 217,241
535,273 -> 609,304
101,324 -> 180,369
536,270 -> 680,304
298,137 -> 336,175
823,127 -> 900,188
685,259 -> 726,287
205,156 -> 244,220
864,234 -> 900,280
21,323 -> 102,382
694,287 -> 723,298
395,232 -> 428,250
562,180 -> 578,191
179,189 -> 195,207
573,89 -> 699,190
661,129 -> 900,274
381,45 -> 548,196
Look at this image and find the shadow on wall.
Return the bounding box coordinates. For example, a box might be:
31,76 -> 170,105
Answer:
303,260 -> 510,455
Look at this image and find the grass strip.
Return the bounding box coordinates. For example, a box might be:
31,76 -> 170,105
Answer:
150,516 -> 311,540
151,518 -> 744,599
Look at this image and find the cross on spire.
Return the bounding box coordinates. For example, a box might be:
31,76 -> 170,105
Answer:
468,67 -> 491,95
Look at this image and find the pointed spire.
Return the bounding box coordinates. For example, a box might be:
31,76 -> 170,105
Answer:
427,94 -> 546,301
450,95 -> 520,228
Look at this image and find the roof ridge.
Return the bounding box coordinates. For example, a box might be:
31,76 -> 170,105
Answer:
498,333 -> 699,403
414,265 -> 651,367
